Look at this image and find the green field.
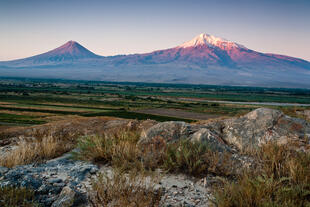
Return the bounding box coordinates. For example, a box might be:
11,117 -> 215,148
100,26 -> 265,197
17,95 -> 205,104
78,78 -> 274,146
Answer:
0,77 -> 309,126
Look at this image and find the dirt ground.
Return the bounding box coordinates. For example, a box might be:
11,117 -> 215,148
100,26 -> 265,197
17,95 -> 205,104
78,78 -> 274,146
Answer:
133,108 -> 219,120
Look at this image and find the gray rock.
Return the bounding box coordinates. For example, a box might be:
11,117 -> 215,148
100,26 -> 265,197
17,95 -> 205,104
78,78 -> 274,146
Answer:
190,128 -> 231,152
0,152 -> 98,206
51,186 -> 75,207
158,173 -> 212,207
47,178 -> 63,184
0,166 -> 9,175
139,121 -> 195,146
138,121 -> 232,153
222,108 -> 310,150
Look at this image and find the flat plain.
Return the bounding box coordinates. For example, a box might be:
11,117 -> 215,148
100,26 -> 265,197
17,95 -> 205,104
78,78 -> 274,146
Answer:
0,77 -> 309,128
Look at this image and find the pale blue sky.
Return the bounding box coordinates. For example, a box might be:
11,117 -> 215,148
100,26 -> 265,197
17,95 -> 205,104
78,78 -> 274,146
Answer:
0,0 -> 309,61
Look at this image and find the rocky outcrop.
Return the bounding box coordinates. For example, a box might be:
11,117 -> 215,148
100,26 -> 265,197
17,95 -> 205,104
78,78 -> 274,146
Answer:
190,128 -> 231,152
51,186 -> 76,207
138,121 -> 231,152
221,108 -> 310,150
0,153 -> 214,207
1,108 -> 309,206
158,173 -> 213,207
139,121 -> 196,145
138,108 -> 310,152
0,153 -> 98,206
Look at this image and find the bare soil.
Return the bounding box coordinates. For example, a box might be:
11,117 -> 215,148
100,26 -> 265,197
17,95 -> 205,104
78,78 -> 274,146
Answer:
133,108 -> 219,120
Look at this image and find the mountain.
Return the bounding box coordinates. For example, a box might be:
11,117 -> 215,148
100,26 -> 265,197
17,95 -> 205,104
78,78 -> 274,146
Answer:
0,41 -> 102,67
1,34 -> 310,88
110,33 -> 310,69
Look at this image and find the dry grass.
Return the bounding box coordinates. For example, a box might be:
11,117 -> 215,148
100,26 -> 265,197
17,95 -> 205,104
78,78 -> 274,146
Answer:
74,130 -> 235,177
88,170 -> 163,207
0,135 -> 74,168
0,186 -> 37,207
278,106 -> 310,121
213,142 -> 310,207
0,118 -> 154,168
0,125 -> 15,131
162,139 -> 235,177
1,129 -> 164,206
73,130 -> 149,172
0,116 -> 117,141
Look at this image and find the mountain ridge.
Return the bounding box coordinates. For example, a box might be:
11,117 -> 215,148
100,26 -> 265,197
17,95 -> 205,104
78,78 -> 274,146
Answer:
1,33 -> 309,65
0,33 -> 310,88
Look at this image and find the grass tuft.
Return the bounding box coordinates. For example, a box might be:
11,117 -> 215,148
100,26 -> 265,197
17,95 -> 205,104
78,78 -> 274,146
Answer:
74,130 -> 235,177
88,170 -> 163,207
0,135 -> 74,168
0,186 -> 38,207
72,130 -> 146,172
213,142 -> 310,207
162,139 -> 234,177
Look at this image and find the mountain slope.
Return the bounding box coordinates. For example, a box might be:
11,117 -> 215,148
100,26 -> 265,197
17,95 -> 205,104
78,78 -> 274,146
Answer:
1,41 -> 102,67
109,33 -> 310,70
0,34 -> 310,88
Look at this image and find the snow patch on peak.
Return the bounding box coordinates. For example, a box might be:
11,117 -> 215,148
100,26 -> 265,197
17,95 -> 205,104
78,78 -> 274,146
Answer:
178,33 -> 246,49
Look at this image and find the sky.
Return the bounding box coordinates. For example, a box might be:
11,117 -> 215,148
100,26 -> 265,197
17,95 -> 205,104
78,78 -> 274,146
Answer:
0,0 -> 309,61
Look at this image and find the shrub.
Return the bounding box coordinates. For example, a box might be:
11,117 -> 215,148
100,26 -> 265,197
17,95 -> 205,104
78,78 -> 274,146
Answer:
213,142 -> 310,207
0,186 -> 37,207
88,170 -> 163,207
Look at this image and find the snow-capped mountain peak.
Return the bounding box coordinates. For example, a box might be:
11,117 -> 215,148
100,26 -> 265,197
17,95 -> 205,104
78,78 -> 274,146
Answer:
178,33 -> 245,49
1,34 -> 310,88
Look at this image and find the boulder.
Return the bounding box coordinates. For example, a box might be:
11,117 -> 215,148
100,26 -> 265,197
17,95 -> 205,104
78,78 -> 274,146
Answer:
0,152 -> 98,206
51,186 -> 75,207
138,121 -> 196,146
222,108 -> 310,150
138,121 -> 231,152
190,128 -> 231,152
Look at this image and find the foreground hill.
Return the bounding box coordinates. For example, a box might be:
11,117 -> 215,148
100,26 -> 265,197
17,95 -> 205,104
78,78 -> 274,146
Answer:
0,108 -> 309,206
1,34 -> 310,88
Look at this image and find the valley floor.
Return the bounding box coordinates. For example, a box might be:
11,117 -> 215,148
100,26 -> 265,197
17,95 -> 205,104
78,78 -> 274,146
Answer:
0,78 -> 310,206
